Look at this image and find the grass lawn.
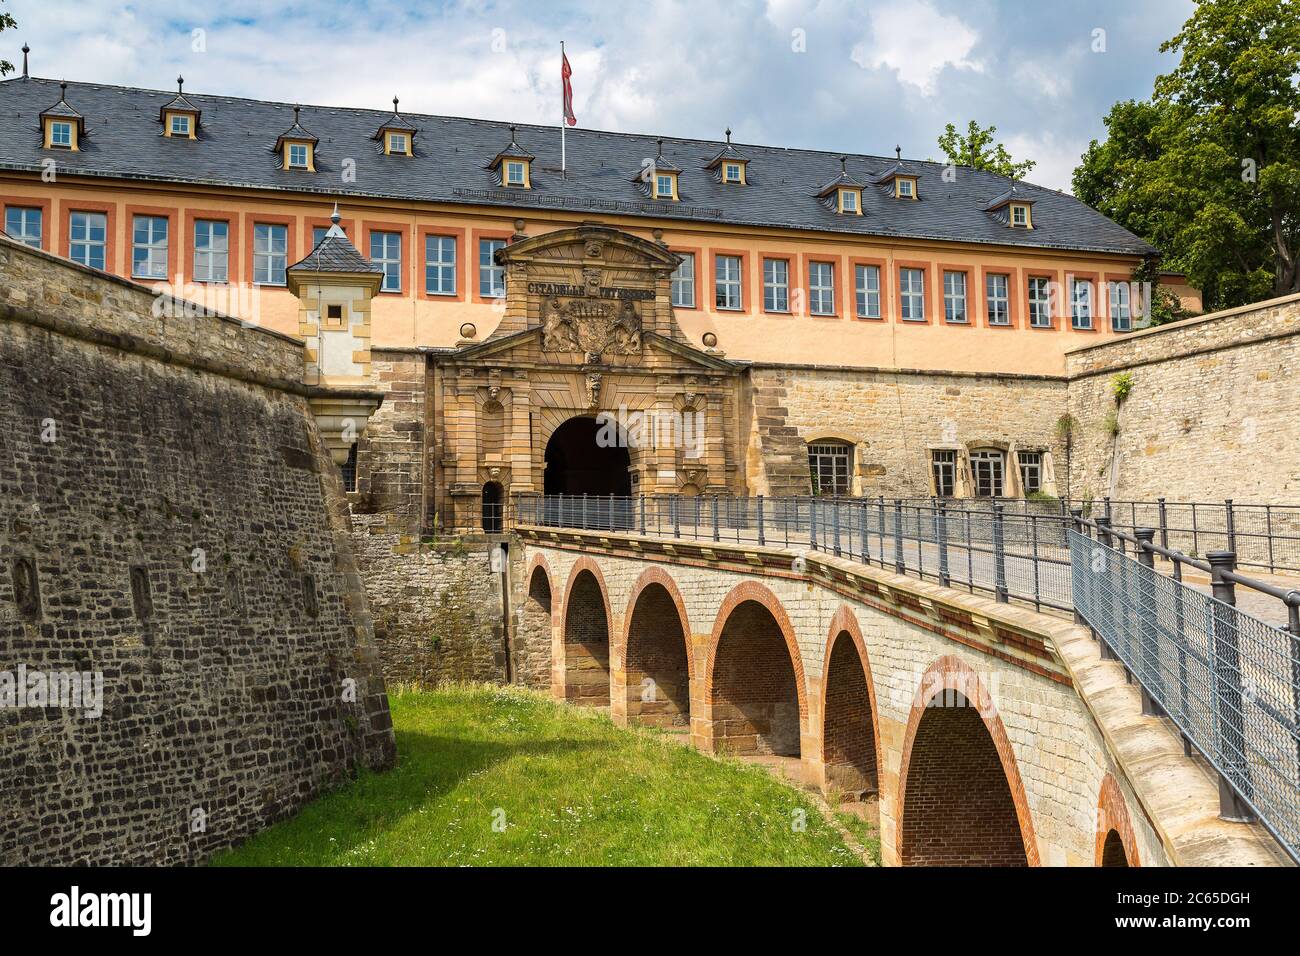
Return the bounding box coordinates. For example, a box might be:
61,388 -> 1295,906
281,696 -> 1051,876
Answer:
212,684 -> 869,866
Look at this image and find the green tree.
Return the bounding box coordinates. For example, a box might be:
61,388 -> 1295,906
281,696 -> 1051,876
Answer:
1074,0 -> 1300,310
0,2 -> 17,77
935,121 -> 1036,179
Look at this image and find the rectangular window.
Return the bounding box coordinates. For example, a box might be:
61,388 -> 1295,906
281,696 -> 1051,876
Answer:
68,211 -> 107,271
671,252 -> 695,308
808,442 -> 851,497
971,449 -> 1004,498
370,230 -> 402,292
763,258 -> 789,313
985,273 -> 1010,326
899,267 -> 925,321
808,261 -> 835,316
1109,281 -> 1132,332
193,219 -> 229,283
1028,276 -> 1052,328
931,450 -> 956,497
1018,451 -> 1043,495
131,215 -> 169,280
388,132 -> 408,155
505,161 -> 526,186
855,264 -> 881,319
943,270 -> 968,323
50,121 -> 72,147
170,114 -> 190,136
715,254 -> 742,310
840,189 -> 858,213
724,162 -> 741,183
479,238 -> 506,297
425,235 -> 457,296
287,143 -> 309,169
253,223 -> 288,286
655,174 -> 675,199
4,206 -> 42,249
1071,277 -> 1094,329
1012,204 -> 1029,227
897,178 -> 914,198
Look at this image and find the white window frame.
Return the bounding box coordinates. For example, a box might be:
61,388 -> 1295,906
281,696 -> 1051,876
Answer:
132,214 -> 169,280
5,206 -> 42,249
763,258 -> 789,313
1028,276 -> 1053,328
655,174 -> 675,199
479,238 -> 506,298
897,178 -> 915,198
69,211 -> 107,270
715,254 -> 742,311
943,270 -> 968,323
425,235 -> 457,296
723,162 -> 741,183
809,261 -> 835,316
900,267 -> 925,321
1109,281 -> 1132,332
840,189 -> 858,213
49,121 -> 73,148
192,219 -> 229,284
287,143 -> 309,169
253,222 -> 288,286
170,114 -> 191,136
505,161 -> 526,186
855,264 -> 880,319
986,273 -> 1010,326
370,230 -> 402,293
1071,277 -> 1094,329
388,132 -> 408,155
670,253 -> 695,308
1011,204 -> 1029,227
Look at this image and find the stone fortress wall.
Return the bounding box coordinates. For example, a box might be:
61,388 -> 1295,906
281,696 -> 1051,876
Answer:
0,236 -> 395,865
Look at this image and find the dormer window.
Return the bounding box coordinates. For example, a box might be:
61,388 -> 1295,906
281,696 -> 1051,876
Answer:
896,177 -> 917,199
160,77 -> 201,139
838,188 -> 860,214
703,129 -> 750,186
373,98 -> 417,156
1011,203 -> 1032,228
275,105 -> 319,172
488,126 -> 535,190
506,160 -> 529,187
723,161 -> 744,184
816,156 -> 867,216
49,121 -> 73,148
168,113 -> 191,137
655,173 -> 678,200
636,138 -> 683,202
984,186 -> 1036,229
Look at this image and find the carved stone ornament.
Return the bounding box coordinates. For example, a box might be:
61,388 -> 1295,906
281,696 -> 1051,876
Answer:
585,371 -> 603,408
585,241 -> 603,258
541,295 -> 642,355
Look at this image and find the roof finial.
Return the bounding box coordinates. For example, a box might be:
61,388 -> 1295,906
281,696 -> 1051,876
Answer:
839,155 -> 847,174
60,80 -> 67,98
330,201 -> 341,226
895,144 -> 901,160
293,104 -> 300,124
393,95 -> 399,113
656,138 -> 664,155
725,127 -> 732,144
177,75 -> 184,93
21,43 -> 29,78
509,124 -> 517,140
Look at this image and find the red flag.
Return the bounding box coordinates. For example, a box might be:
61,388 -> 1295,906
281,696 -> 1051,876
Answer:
561,50 -> 577,127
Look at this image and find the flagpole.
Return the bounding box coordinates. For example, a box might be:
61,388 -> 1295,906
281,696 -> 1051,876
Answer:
560,41 -> 567,178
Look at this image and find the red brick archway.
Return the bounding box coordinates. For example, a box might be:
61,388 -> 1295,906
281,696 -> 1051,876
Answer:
704,582 -> 808,756
820,606 -> 883,795
897,655 -> 1039,867
1095,772 -> 1141,867
560,557 -> 613,707
621,567 -> 693,728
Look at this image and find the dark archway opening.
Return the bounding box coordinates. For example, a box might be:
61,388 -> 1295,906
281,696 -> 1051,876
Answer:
482,481 -> 503,532
1101,829 -> 1130,867
563,569 -> 611,707
822,631 -> 878,796
901,692 -> 1028,867
711,600 -> 800,756
544,417 -> 632,497
625,583 -> 691,728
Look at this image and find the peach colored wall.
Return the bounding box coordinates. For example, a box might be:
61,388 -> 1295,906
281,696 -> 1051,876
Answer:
1,175 -> 1144,376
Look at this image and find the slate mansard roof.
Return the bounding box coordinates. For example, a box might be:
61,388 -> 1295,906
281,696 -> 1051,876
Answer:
0,76 -> 1158,257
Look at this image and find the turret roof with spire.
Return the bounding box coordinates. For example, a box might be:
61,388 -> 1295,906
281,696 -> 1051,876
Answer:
288,204 -> 382,275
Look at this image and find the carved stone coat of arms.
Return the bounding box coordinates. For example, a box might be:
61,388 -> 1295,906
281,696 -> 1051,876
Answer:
541,294 -> 642,356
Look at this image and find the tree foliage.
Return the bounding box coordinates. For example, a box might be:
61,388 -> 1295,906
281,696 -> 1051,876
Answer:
1074,0 -> 1300,310
936,120 -> 1036,179
0,2 -> 17,77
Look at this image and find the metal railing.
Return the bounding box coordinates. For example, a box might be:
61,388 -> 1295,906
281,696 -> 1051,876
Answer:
1070,517 -> 1300,862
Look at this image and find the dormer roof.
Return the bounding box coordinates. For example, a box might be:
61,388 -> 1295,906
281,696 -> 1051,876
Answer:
486,127 -> 535,169
274,105 -> 319,150
39,82 -> 86,134
371,97 -> 417,140
814,157 -> 866,197
869,161 -> 918,187
159,76 -> 201,126
703,129 -> 750,170
635,139 -> 681,177
983,182 -> 1037,211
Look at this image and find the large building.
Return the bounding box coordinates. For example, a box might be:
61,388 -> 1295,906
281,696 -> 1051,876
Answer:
0,72 -> 1187,529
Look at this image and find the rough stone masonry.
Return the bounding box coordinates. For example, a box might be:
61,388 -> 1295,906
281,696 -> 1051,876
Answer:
0,236 -> 396,865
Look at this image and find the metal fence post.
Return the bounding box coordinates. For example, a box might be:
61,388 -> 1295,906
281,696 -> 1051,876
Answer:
810,497 -> 818,550
1207,550 -> 1255,823
639,494 -> 646,534
832,497 -> 842,557
1133,529 -> 1164,716
893,499 -> 905,574
992,502 -> 1009,603
1157,497 -> 1169,551
711,495 -> 720,542
672,494 -> 680,539
757,494 -> 765,547
582,493 -> 589,530
859,500 -> 868,563
1096,513 -> 1113,550
937,501 -> 951,588
1224,498 -> 1236,554
1289,600 -> 1300,771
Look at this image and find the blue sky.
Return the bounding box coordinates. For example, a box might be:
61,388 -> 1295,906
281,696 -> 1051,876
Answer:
3,0 -> 1195,191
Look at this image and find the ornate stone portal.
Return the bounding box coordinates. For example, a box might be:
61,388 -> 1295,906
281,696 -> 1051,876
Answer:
429,224 -> 744,530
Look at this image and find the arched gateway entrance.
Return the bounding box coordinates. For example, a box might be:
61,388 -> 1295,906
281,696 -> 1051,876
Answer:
543,417 -> 631,497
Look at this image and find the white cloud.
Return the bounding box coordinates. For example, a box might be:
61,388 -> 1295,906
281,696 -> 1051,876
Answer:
849,0 -> 984,96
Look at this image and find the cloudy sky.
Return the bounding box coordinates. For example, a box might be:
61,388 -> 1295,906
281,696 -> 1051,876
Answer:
3,0 -> 1194,192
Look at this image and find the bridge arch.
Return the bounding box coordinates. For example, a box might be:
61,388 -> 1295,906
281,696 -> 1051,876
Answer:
560,557 -> 613,707
621,567 -> 693,728
897,655 -> 1039,867
1095,772 -> 1140,867
704,582 -> 807,757
520,554 -> 556,689
820,606 -> 882,796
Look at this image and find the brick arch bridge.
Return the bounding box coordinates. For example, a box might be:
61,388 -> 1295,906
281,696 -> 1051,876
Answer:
519,528 -> 1292,868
